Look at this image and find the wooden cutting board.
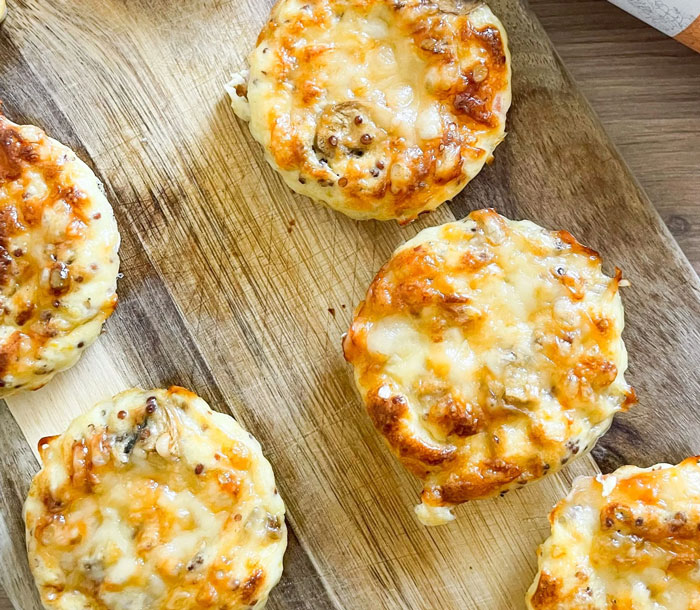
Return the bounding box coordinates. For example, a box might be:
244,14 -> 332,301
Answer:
1,1 -> 700,608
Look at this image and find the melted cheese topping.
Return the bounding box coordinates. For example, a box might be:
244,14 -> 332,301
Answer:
24,387 -> 287,610
0,114 -> 120,396
528,457 -> 700,610
227,0 -> 511,223
343,210 -> 634,525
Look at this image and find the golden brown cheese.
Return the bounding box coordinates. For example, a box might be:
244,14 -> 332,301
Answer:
0,113 -> 119,396
24,387 -> 287,610
227,0 -> 511,223
528,457 -> 700,610
343,209 -> 634,525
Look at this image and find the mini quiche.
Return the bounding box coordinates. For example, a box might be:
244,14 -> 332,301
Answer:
527,457 -> 700,610
343,209 -> 635,525
227,0 -> 511,224
0,113 -> 120,396
24,387 -> 287,610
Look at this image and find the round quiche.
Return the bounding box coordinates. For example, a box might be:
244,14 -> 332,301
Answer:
343,209 -> 635,525
227,0 -> 511,224
0,113 -> 120,396
24,386 -> 287,610
527,457 -> 700,610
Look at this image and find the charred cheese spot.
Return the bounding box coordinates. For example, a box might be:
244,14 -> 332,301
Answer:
344,209 -> 634,524
24,387 -> 287,610
0,113 -> 120,396
226,0 -> 511,223
527,457 -> 700,610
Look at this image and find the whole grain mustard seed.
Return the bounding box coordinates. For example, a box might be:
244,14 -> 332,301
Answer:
146,396 -> 157,413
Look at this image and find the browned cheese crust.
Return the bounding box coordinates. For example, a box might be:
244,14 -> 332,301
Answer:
0,113 -> 119,395
344,209 -> 635,524
24,387 -> 287,610
528,457 -> 700,610
228,0 -> 511,223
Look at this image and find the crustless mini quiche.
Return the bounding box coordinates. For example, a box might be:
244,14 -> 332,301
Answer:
0,113 -> 120,396
227,0 -> 511,223
24,387 -> 287,609
343,209 -> 635,525
528,457 -> 700,610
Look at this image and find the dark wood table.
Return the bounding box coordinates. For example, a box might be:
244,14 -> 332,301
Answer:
537,0 -> 700,272
1,0 -> 698,607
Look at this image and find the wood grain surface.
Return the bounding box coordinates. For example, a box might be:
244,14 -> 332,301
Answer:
535,0 -> 700,273
0,0 -> 699,609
